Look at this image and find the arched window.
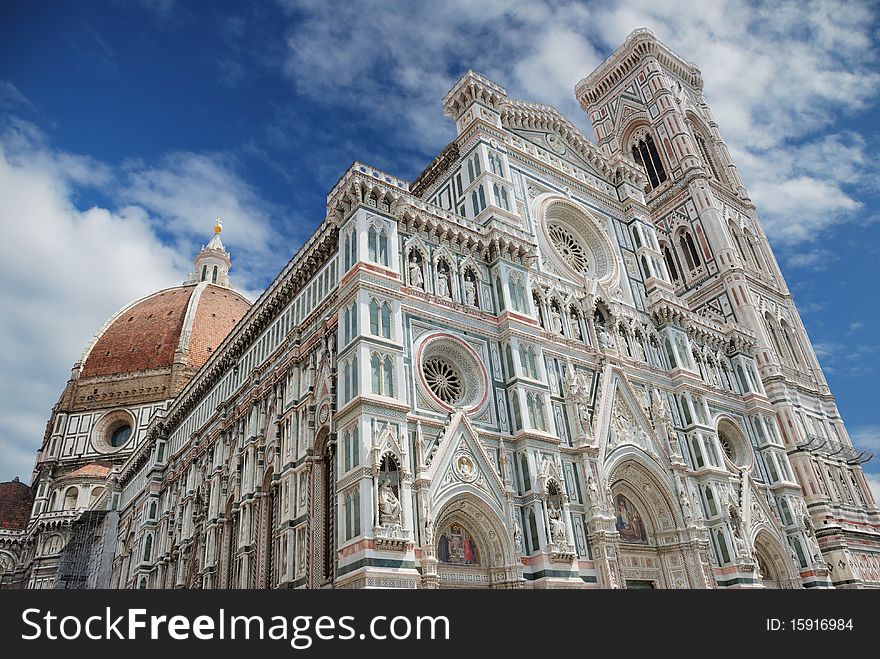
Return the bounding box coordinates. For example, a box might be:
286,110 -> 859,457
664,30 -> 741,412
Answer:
519,453 -> 531,492
343,307 -> 351,344
343,232 -> 352,270
781,321 -> 802,367
143,534 -> 153,562
662,244 -> 680,283
527,508 -> 540,553
527,393 -> 546,431
679,230 -> 701,270
200,265 -> 208,282
715,529 -> 731,564
694,132 -> 721,180
765,314 -> 786,363
792,537 -> 808,568
89,486 -> 105,507
471,185 -> 487,215
488,151 -> 503,176
507,275 -> 526,312
505,344 -> 515,379
493,183 -> 510,211
383,356 -> 394,397
212,265 -> 218,284
381,303 -> 392,338
511,394 -> 522,430
63,487 -> 79,511
369,299 -> 379,336
370,353 -> 394,397
368,226 -> 377,262
743,230 -> 765,273
367,226 -> 389,266
631,132 -> 668,191
778,498 -> 794,526
378,230 -> 388,266
704,486 -> 718,516
351,427 -> 359,469
518,345 -> 538,379
466,152 -> 482,183
371,353 -> 381,394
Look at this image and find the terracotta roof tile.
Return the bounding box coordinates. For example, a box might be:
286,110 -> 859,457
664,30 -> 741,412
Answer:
187,286 -> 251,369
0,479 -> 33,531
81,284 -> 251,378
82,286 -> 195,378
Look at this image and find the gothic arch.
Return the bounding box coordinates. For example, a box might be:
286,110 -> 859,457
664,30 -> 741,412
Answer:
607,456 -> 696,588
432,492 -> 518,588
607,454 -> 683,533
752,529 -> 800,588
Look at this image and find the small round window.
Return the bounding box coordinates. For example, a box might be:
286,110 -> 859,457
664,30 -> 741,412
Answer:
110,424 -> 132,447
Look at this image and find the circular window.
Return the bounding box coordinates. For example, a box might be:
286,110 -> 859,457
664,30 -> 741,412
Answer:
717,420 -> 752,469
110,424 -> 132,447
417,334 -> 489,412
538,199 -> 615,285
92,409 -> 137,454
423,357 -> 463,404
547,222 -> 590,274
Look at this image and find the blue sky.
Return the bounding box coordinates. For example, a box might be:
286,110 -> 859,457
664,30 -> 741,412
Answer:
0,0 -> 878,498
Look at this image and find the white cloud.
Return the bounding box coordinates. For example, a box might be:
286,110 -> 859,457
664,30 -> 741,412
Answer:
0,115 -> 280,482
850,425 -> 880,451
119,151 -> 285,295
277,0 -> 880,247
785,248 -> 839,271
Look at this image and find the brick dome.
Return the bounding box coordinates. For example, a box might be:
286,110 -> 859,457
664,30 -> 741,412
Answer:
80,283 -> 251,378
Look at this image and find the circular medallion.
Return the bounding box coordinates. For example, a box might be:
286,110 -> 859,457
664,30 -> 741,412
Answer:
545,133 -> 565,155
453,453 -> 478,483
318,402 -> 330,425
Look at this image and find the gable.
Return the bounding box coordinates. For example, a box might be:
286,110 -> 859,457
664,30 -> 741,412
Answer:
508,127 -> 602,176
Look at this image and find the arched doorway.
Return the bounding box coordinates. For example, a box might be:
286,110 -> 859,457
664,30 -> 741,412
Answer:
432,493 -> 519,589
753,530 -> 799,589
609,459 -> 698,589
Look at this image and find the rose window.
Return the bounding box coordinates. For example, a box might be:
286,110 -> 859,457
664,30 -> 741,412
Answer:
548,222 -> 590,274
423,357 -> 463,404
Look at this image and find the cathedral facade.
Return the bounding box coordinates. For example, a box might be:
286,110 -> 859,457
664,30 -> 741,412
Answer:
2,29 -> 878,589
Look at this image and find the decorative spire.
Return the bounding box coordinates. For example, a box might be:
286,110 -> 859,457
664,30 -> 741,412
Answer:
186,219 -> 232,287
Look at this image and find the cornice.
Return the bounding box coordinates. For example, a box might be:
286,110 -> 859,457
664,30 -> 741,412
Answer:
576,28 -> 703,110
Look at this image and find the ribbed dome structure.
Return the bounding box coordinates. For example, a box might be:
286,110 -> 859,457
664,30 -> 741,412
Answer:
80,283 -> 250,377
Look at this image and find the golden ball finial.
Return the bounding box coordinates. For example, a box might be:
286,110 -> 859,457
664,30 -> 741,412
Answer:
214,218 -> 222,234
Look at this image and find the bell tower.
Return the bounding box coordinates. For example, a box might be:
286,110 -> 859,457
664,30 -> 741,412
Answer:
576,28 -> 879,587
